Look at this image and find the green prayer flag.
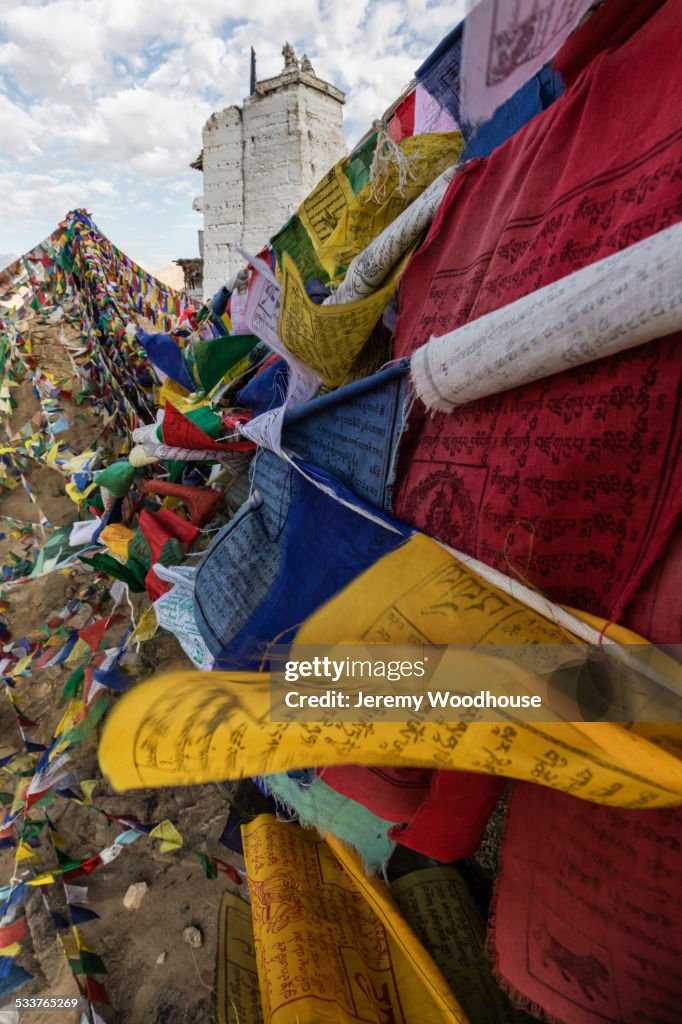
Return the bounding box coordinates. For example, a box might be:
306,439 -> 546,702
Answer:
127,531 -> 152,573
158,537 -> 184,567
79,554 -> 146,593
271,213 -> 330,282
63,664 -> 85,699
190,334 -> 258,393
343,131 -> 377,193
192,850 -> 218,880
59,693 -> 110,747
68,950 -> 107,977
93,461 -> 136,498
168,460 -> 185,483
183,404 -> 223,438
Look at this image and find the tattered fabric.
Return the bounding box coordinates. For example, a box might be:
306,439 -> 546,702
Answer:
262,772 -> 397,870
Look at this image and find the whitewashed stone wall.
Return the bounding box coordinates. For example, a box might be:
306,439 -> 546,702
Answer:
196,63 -> 346,300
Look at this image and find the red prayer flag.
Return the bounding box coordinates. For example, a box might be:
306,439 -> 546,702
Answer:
144,567 -> 171,602
138,508 -> 199,566
393,2 -> 682,631
162,401 -> 233,451
387,89 -> 416,143
0,914 -> 27,948
85,976 -> 110,1006
491,783 -> 682,1023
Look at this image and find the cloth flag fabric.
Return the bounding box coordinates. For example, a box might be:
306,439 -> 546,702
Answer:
322,764 -> 505,863
139,332 -> 194,393
189,333 -> 259,393
98,662 -> 682,806
410,222 -> 682,412
460,0 -> 592,125
100,534 -> 682,806
216,891 -> 263,1024
392,0 -> 682,630
415,24 -> 463,123
241,815 -> 467,1023
392,867 -> 523,1023
262,772 -> 397,869
314,133 -> 463,279
491,782 -> 682,1023
282,360 -> 409,511
277,251 -> 409,390
460,61 -> 561,161
192,450 -> 411,668
319,766 -> 432,822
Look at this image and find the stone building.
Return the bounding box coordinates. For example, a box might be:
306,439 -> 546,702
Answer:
173,258 -> 203,301
192,44 -> 346,299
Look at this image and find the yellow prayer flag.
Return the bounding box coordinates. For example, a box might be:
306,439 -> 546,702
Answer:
54,700 -> 82,738
158,377 -> 199,411
10,655 -> 33,676
99,536 -> 682,807
100,523 -> 135,560
319,133 -> 464,276
297,159 -> 356,258
215,891 -> 262,1024
149,819 -> 183,852
15,841 -> 41,863
9,787 -> 26,818
65,481 -> 97,505
60,450 -> 98,473
78,780 -> 99,805
97,663 -> 682,807
65,638 -> 89,663
388,866 -> 520,1022
49,829 -> 69,849
45,442 -> 61,464
242,816 -> 466,1023
74,931 -> 95,953
131,605 -> 158,643
278,251 -> 409,389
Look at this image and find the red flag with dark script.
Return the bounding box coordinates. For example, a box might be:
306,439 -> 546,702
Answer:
393,1 -> 682,630
491,783 -> 682,1023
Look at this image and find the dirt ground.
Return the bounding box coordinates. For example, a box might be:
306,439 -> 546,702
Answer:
0,313 -> 246,1023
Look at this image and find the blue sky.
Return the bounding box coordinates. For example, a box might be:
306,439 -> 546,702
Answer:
0,0 -> 467,273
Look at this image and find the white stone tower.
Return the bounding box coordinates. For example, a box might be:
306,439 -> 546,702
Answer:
193,44 -> 347,300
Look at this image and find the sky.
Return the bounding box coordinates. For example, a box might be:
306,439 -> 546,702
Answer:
0,0 -> 467,272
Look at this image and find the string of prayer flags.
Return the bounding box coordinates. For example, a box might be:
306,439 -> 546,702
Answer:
4,3 -> 682,1018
